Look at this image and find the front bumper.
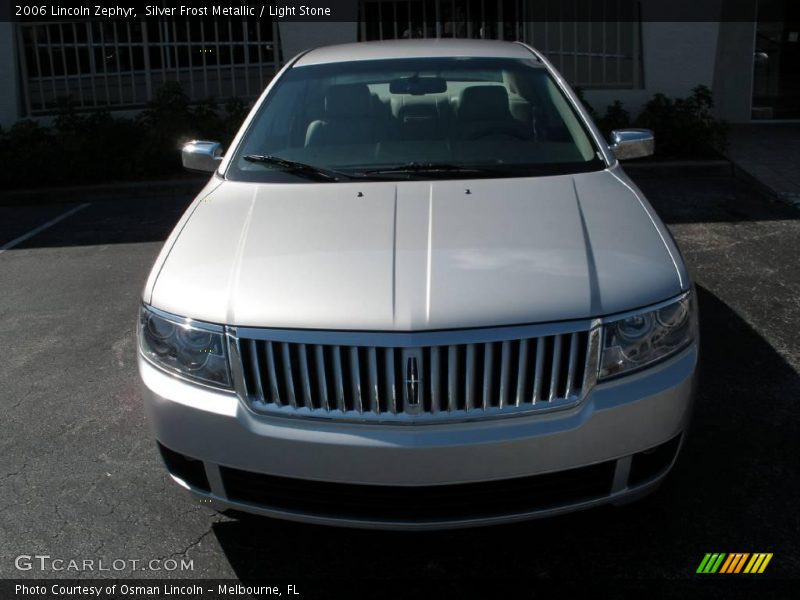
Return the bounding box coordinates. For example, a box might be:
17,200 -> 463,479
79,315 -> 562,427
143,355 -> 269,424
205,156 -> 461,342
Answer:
140,344 -> 697,529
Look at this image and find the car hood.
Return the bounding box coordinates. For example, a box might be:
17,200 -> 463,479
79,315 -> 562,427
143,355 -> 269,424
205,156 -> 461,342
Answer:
148,168 -> 686,330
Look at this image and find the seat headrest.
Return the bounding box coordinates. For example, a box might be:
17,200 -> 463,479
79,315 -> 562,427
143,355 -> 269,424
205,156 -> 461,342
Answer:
325,83 -> 371,118
458,85 -> 511,120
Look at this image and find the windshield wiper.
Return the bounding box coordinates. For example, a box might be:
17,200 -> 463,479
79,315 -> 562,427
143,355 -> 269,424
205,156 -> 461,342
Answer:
242,154 -> 354,182
359,162 -> 504,178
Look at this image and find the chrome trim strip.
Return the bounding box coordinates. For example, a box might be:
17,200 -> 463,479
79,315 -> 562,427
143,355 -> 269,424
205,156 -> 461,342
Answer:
226,328 -> 247,399
235,318 -> 594,346
144,303 -> 225,333
601,291 -> 691,325
229,396 -> 586,425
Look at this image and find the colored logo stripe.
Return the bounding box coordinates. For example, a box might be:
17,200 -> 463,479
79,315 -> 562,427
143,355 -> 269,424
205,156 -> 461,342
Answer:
744,553 -> 773,574
697,553 -> 726,573
697,553 -> 773,574
720,553 -> 749,573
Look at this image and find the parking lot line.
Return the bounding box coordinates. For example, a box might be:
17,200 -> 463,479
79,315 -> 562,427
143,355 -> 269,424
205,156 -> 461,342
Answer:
0,202 -> 90,255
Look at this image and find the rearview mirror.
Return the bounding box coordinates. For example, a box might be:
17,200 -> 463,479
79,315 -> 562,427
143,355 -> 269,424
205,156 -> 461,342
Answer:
182,140 -> 223,173
389,76 -> 447,95
609,129 -> 654,160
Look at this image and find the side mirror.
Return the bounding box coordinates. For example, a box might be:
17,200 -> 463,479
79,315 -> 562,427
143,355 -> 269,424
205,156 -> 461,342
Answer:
181,140 -> 223,173
609,129 -> 654,160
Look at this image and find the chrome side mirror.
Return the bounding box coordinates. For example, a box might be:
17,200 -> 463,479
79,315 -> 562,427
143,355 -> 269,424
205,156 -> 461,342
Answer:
609,129 -> 654,160
181,140 -> 223,173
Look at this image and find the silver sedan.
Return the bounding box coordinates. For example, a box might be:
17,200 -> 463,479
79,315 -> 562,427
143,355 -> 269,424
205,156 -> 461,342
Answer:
138,39 -> 697,529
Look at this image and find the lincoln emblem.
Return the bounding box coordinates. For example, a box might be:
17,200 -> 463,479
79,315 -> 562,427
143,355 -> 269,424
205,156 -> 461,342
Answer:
405,356 -> 421,406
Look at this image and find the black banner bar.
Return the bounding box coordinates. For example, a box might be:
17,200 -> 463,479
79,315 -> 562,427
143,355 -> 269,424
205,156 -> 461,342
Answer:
1,578 -> 797,600
0,0 -> 784,23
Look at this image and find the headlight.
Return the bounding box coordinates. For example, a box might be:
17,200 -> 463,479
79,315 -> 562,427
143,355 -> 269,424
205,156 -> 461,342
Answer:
599,292 -> 696,380
138,305 -> 231,388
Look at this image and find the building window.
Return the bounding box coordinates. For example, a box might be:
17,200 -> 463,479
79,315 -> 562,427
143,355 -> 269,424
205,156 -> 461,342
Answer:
359,0 -> 526,42
358,0 -> 643,89
16,18 -> 282,116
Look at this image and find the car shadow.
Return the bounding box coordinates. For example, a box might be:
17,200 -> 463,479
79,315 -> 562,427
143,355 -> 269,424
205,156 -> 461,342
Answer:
632,175 -> 799,225
210,285 -> 800,581
0,195 -> 196,250
1,175 -> 797,252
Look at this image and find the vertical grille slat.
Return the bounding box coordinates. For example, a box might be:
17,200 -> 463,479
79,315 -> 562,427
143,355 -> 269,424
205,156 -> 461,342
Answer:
532,337 -> 545,404
499,341 -> 511,408
565,332 -> 580,398
447,345 -> 458,412
315,345 -> 330,411
349,346 -> 363,413
238,325 -> 594,421
385,348 -> 397,414
332,346 -> 346,412
515,339 -> 529,407
367,347 -> 380,414
298,343 -> 313,409
280,342 -> 297,409
548,335 -> 563,402
248,339 -> 265,402
430,346 -> 441,413
482,342 -> 494,410
264,341 -> 281,406
465,343 -> 476,410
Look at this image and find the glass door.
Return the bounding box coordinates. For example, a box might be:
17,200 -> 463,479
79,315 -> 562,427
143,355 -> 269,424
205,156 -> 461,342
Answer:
752,0 -> 800,119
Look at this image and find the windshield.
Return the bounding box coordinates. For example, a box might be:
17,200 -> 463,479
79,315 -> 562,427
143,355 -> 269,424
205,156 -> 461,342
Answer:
227,56 -> 604,183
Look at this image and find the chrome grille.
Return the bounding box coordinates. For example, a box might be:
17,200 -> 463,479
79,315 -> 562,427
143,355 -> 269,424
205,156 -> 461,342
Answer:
233,325 -> 599,423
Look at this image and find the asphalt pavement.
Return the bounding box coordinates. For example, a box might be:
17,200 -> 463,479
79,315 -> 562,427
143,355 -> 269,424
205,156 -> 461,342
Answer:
0,174 -> 798,588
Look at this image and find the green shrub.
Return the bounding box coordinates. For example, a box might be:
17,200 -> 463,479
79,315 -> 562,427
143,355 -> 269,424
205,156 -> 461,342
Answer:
595,100 -> 632,137
0,83 -> 730,189
0,82 -> 249,190
634,85 -> 728,157
584,86 -> 727,158
573,86 -> 599,121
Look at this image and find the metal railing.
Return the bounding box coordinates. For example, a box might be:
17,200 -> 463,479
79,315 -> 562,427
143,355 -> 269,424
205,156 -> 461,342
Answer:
358,0 -> 643,89
359,0 -> 526,43
526,0 -> 643,89
16,18 -> 282,116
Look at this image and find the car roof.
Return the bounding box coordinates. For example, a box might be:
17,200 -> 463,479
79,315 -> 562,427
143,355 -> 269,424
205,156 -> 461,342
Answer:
293,39 -> 540,67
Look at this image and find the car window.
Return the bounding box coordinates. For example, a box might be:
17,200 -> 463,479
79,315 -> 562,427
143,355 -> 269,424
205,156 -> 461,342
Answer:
227,56 -> 604,183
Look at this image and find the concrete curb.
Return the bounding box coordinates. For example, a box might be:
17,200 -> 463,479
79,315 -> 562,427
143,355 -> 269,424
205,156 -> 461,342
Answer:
729,164 -> 800,209
0,177 -> 209,207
